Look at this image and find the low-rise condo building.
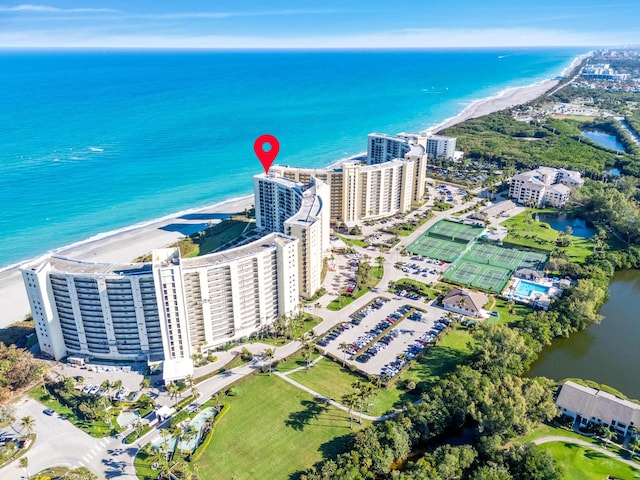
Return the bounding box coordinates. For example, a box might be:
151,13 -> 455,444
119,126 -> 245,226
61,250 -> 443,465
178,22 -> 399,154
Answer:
21,233 -> 299,380
509,167 -> 583,207
557,381 -> 640,436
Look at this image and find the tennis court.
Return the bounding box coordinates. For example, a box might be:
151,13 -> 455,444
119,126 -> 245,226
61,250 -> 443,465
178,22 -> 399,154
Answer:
463,243 -> 547,271
406,235 -> 466,263
427,220 -> 483,244
443,260 -> 512,293
407,220 -> 482,261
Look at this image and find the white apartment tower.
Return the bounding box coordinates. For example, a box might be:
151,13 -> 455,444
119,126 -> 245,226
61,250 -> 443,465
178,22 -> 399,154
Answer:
21,233 -> 299,380
254,174 -> 330,299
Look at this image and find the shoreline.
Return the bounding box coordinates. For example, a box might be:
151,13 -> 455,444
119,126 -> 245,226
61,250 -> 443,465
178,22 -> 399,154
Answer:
0,53 -> 588,328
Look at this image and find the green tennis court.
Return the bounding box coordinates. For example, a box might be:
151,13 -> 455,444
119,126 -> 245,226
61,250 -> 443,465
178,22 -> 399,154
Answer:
406,235 -> 466,262
407,220 -> 482,261
443,260 -> 512,293
463,243 -> 547,271
426,220 -> 483,244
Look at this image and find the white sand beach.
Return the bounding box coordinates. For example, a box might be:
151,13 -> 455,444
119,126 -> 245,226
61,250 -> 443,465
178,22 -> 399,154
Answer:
0,195 -> 253,328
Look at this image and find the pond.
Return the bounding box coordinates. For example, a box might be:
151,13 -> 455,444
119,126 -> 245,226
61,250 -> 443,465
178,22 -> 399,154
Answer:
528,269 -> 640,399
535,212 -> 596,239
581,129 -> 626,152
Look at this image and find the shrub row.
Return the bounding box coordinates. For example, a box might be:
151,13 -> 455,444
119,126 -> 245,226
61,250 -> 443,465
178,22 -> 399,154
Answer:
189,404 -> 231,461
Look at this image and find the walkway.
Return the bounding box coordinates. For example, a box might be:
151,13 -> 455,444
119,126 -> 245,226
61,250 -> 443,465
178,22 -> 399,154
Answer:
533,435 -> 640,469
274,356 -> 400,422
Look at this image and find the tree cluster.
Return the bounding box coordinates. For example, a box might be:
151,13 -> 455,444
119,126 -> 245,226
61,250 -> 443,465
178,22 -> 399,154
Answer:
302,324 -> 559,480
0,342 -> 45,401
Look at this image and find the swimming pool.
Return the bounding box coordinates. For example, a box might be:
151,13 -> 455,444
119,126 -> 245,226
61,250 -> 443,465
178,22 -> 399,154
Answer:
514,279 -> 550,297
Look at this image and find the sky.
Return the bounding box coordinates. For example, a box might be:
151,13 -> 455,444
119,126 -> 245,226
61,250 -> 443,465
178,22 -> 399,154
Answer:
0,0 -> 639,48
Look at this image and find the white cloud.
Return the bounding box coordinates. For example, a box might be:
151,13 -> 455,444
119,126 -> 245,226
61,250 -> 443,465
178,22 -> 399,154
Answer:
0,27 -> 636,49
0,4 -> 118,13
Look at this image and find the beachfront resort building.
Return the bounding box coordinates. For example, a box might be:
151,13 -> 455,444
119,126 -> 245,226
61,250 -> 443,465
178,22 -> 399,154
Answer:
556,381 -> 640,436
508,167 -> 583,207
254,174 -> 330,299
21,233 -> 299,380
270,152 -> 427,226
582,63 -> 630,82
367,132 -> 456,164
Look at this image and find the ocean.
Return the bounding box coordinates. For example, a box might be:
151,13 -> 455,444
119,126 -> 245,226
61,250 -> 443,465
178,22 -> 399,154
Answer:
0,48 -> 585,268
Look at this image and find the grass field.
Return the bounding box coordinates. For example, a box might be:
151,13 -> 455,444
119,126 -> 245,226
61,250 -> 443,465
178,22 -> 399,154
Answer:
537,441 -> 640,480
195,374 -> 363,480
288,357 -> 418,417
502,211 -> 596,263
403,324 -> 474,387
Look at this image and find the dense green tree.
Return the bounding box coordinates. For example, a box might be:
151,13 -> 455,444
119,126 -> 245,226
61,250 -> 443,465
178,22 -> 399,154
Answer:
469,324 -> 535,377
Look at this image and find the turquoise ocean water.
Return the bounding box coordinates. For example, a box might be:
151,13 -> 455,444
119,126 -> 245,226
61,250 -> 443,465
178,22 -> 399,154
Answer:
0,48 -> 584,268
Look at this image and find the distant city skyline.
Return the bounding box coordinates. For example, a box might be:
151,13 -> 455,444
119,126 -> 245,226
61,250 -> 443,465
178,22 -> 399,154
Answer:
0,0 -> 638,48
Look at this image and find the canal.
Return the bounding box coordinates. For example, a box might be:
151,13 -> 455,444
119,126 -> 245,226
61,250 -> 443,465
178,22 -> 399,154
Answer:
528,269 -> 640,399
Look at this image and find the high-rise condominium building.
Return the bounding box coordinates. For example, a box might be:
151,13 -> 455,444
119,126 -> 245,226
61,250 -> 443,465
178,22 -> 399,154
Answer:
367,133 -> 456,165
271,150 -> 426,226
21,233 -> 298,380
254,174 -> 330,299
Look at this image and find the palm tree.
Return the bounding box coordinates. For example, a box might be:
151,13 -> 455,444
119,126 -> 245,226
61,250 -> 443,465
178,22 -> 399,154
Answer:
629,436 -> 640,457
341,393 -> 358,429
19,456 -> 29,480
186,375 -> 193,390
302,347 -> 312,372
167,383 -> 181,408
338,342 -> 349,367
20,415 -> 35,437
313,302 -> 321,316
180,425 -> 198,453
191,386 -> 199,411
139,378 -> 150,393
264,348 -> 275,376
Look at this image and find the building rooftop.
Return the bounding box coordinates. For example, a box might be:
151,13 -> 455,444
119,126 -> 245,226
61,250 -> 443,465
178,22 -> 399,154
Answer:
443,287 -> 488,314
557,381 -> 640,427
23,256 -> 153,276
181,232 -> 297,269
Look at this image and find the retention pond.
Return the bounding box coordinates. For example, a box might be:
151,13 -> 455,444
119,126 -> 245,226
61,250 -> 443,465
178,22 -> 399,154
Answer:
528,269 -> 640,399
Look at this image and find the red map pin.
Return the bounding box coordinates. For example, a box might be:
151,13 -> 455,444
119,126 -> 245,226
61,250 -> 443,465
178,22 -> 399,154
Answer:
254,134 -> 280,175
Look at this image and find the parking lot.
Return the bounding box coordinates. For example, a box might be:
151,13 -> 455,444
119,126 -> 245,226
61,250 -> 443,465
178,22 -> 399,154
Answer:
319,295 -> 452,377
398,255 -> 450,286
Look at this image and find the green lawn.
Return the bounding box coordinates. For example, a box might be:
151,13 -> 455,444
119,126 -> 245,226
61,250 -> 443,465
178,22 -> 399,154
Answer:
519,423 -> 640,464
288,357 -> 417,416
336,234 -> 368,248
327,266 -> 383,311
27,387 -> 115,437
502,211 -> 594,263
257,315 -> 322,347
537,441 -> 640,480
491,298 -> 534,327
403,324 -> 474,387
186,220 -> 252,257
194,374 -> 364,480
288,324 -> 474,417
